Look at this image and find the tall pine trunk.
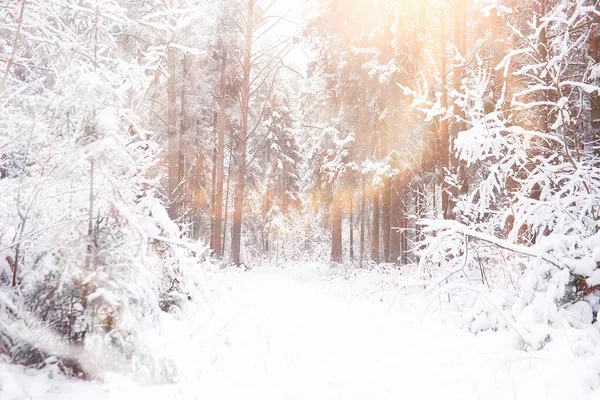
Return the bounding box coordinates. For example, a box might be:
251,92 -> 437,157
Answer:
440,15 -> 450,219
178,54 -> 186,211
389,176 -> 401,264
231,0 -> 254,266
331,199 -> 343,263
399,182 -> 408,265
453,0 -> 468,197
210,124 -> 217,248
167,43 -> 178,220
222,148 -> 233,258
415,156 -> 426,243
359,178 -> 366,267
211,46 -> 227,256
591,16 -> 600,158
349,195 -> 354,261
264,143 -> 272,254
382,177 -> 391,262
372,188 -> 380,263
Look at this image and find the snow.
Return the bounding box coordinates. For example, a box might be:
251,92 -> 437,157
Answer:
2,263 -> 599,399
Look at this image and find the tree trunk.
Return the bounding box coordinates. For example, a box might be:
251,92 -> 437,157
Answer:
178,54 -> 186,219
331,199 -> 343,264
440,14 -> 450,220
389,176 -> 401,264
211,46 -> 227,256
349,195 -> 354,261
591,16 -> 600,158
536,0 -> 550,136
222,148 -> 233,258
415,155 -> 426,242
399,182 -> 408,265
210,129 -> 217,249
382,177 -> 391,262
167,43 -> 179,220
359,178 -> 366,267
230,0 -> 254,266
415,179 -> 425,244
372,188 -> 380,264
264,144 -> 272,254
231,172 -> 245,265
453,0 -> 468,199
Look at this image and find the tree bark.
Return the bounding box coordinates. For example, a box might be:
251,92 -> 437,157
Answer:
416,156 -> 425,242
372,188 -> 380,264
440,14 -> 450,220
535,0 -> 550,136
382,177 -> 391,262
211,46 -> 227,256
359,178 -> 366,267
349,195 -> 354,261
222,147 -> 233,258
210,127 -> 217,249
389,176 -> 401,264
399,182 -> 408,265
230,0 -> 254,266
591,15 -> 600,158
264,143 -> 272,254
167,42 -> 179,220
175,54 -> 187,225
416,180 -> 425,244
331,199 -> 343,264
453,0 -> 468,199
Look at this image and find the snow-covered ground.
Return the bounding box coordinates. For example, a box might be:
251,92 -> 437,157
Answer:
2,263 -> 599,399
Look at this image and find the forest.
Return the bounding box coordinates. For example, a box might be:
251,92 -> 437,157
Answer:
2,0 -> 600,398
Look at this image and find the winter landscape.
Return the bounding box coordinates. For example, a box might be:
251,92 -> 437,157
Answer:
2,0 -> 600,398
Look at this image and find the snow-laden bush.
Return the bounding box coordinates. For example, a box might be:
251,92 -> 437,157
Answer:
406,0 -> 600,352
0,0 -> 208,383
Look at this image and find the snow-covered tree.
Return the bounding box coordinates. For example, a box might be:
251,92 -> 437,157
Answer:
0,0 -> 205,380
408,0 -> 600,348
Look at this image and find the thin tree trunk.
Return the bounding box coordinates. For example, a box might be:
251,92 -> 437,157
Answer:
264,189 -> 271,255
591,16 -> 600,158
193,141 -> 204,239
382,177 -> 391,262
359,178 -> 366,267
212,46 -> 227,256
167,41 -> 179,220
399,182 -> 408,265
440,15 -> 450,220
230,0 -> 254,266
82,158 -> 95,307
222,149 -> 233,258
178,54 -> 187,222
416,180 -> 425,243
416,156 -> 425,242
331,199 -> 343,264
349,195 -> 354,261
83,11 -> 99,309
454,0 -> 468,196
372,188 -> 380,264
389,176 -> 401,264
210,131 -> 217,249
264,140 -> 271,254
451,0 -> 462,177
536,0 -> 550,136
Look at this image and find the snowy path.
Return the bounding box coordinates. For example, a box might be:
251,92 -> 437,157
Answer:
186,264 -> 594,400
2,263 -> 597,399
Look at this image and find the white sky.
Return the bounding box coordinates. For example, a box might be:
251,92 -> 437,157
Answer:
270,0 -> 316,73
